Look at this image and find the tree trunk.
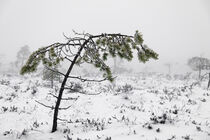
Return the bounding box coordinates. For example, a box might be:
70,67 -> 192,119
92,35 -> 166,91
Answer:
207,73 -> 210,90
51,79 -> 66,132
199,68 -> 201,80
51,42 -> 87,132
51,77 -> 53,89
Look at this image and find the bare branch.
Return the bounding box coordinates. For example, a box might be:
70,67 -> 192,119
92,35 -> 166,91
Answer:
72,30 -> 92,38
35,100 -> 72,110
68,75 -> 109,82
61,49 -> 76,58
112,115 -> 120,122
77,90 -> 102,95
63,32 -> 71,40
48,92 -> 57,98
64,57 -> 73,62
45,66 -> 65,77
59,105 -> 72,110
57,118 -> 73,123
35,100 -> 54,110
48,93 -> 79,101
64,89 -> 102,95
62,96 -> 79,101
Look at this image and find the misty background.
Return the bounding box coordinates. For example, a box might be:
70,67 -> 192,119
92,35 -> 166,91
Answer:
0,0 -> 210,74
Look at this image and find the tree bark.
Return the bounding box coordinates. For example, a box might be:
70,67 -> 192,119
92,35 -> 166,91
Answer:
51,41 -> 87,132
199,68 -> 201,80
207,73 -> 210,90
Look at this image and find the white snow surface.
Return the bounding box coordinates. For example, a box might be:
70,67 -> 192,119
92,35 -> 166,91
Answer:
0,73 -> 209,140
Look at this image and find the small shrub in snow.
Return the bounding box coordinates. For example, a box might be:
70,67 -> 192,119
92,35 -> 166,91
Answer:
63,128 -> 71,134
82,118 -> 106,132
105,136 -> 112,140
150,112 -> 174,124
0,79 -> 10,85
3,129 -> 28,139
181,135 -> 192,140
116,84 -> 133,94
115,83 -> 133,99
123,94 -> 130,100
16,129 -> 28,139
169,109 -> 178,115
142,123 -> 153,130
167,135 -> 176,140
24,86 -> 30,92
187,99 -> 197,105
67,82 -> 83,93
32,120 -> 39,128
1,106 -> 18,112
13,85 -> 20,92
10,92 -> 17,98
31,86 -> 38,95
148,89 -> 159,94
66,135 -> 72,140
200,98 -> 206,102
203,93 -> 210,96
9,106 -> 18,112
2,106 -> 8,112
5,93 -> 17,101
3,129 -> 12,136
156,128 -> 160,133
196,126 -> 201,132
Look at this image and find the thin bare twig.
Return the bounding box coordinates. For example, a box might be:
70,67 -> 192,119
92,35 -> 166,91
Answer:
63,32 -> 71,40
59,105 -> 72,110
57,118 -> 73,123
77,90 -> 102,95
68,75 -> 108,82
64,57 -> 73,62
48,93 -> 79,101
61,49 -> 76,58
45,66 -> 65,77
35,100 -> 54,109
35,100 -> 72,110
69,89 -> 102,95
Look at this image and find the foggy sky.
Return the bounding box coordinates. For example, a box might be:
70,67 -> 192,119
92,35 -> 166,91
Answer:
0,0 -> 210,73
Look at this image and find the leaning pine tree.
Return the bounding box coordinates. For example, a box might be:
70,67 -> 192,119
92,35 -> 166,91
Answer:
20,30 -> 158,132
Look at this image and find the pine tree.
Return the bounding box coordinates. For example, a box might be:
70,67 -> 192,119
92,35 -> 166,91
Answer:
188,57 -> 210,79
20,30 -> 158,132
42,65 -> 61,88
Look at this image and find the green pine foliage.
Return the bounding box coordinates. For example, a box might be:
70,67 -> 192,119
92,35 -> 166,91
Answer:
134,30 -> 144,45
20,47 -> 63,75
137,45 -> 158,63
20,30 -> 158,82
82,31 -> 158,81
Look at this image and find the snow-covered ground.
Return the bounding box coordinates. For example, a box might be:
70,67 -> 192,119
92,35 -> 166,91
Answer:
0,73 -> 210,140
